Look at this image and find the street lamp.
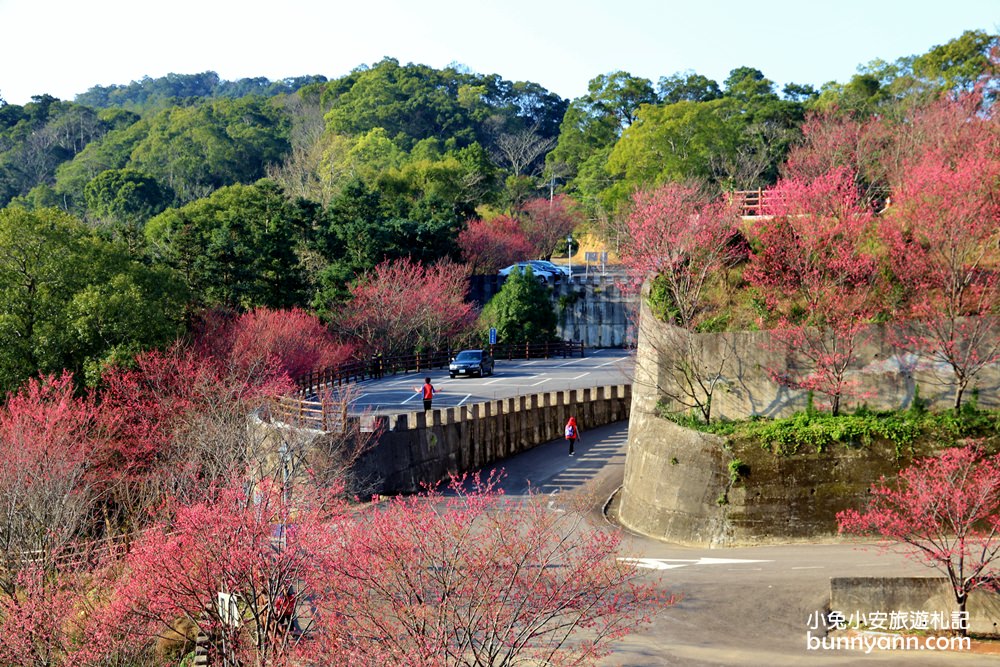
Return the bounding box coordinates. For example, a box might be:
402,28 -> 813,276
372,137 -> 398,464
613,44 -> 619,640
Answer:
566,234 -> 573,277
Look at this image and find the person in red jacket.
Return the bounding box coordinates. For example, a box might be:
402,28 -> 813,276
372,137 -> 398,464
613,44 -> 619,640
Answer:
565,416 -> 580,456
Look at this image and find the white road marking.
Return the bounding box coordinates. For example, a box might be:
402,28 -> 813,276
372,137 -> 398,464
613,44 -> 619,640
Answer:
597,357 -> 629,367
695,557 -> 771,566
456,394 -> 471,406
792,566 -> 824,570
619,557 -> 773,571
530,378 -> 550,386
618,558 -> 693,570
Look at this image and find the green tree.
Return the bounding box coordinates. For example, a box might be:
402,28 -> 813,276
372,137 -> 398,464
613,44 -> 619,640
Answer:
547,71 -> 655,189
323,58 -> 477,150
52,116 -> 150,211
606,98 -> 742,197
658,71 -> 722,104
129,98 -> 289,202
723,67 -> 777,101
480,267 -> 556,344
84,168 -> 172,253
588,71 -> 657,128
0,207 -> 186,392
145,180 -> 306,310
912,29 -> 998,94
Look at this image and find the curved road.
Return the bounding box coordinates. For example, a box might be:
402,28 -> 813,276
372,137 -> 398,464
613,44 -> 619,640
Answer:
346,347 -> 995,663
344,348 -> 633,415
473,421 -> 997,666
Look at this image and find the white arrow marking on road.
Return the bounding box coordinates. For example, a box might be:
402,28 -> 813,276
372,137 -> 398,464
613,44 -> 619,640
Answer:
693,557 -> 771,566
618,557 -> 773,570
618,558 -> 693,570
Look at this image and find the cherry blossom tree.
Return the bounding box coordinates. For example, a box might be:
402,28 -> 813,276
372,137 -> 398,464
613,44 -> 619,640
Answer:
0,373 -> 99,580
327,474 -> 669,666
519,194 -> 583,260
458,215 -> 533,274
745,168 -> 883,415
86,478 -> 349,667
0,565 -> 81,667
881,130 -> 1000,412
838,444 -> 1000,634
620,182 -> 742,330
336,258 -> 477,357
196,307 -> 355,384
781,109 -> 894,208
80,474 -> 668,666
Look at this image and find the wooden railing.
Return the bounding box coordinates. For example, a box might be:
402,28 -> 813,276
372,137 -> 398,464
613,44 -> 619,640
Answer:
732,188 -> 772,217
732,186 -> 892,217
267,394 -> 349,433
488,339 -> 586,362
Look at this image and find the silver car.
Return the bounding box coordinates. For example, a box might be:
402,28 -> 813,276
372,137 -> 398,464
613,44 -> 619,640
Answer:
498,263 -> 555,281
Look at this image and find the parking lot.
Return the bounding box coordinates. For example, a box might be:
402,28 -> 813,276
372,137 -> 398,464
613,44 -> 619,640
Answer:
340,348 -> 633,415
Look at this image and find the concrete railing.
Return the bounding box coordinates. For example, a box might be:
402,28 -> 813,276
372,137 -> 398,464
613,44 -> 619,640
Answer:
830,577 -> 1000,637
353,385 -> 631,494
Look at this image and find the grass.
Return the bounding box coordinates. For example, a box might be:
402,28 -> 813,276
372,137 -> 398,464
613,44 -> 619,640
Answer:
658,400 -> 1000,458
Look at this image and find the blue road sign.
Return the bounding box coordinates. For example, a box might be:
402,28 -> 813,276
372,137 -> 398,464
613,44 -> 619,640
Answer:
489,327 -> 497,345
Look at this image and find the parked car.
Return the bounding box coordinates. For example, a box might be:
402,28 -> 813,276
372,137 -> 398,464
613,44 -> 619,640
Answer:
527,259 -> 570,276
498,262 -> 555,281
449,349 -> 495,378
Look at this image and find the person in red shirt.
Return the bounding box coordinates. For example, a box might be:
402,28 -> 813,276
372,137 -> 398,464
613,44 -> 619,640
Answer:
415,377 -> 438,411
272,586 -> 297,635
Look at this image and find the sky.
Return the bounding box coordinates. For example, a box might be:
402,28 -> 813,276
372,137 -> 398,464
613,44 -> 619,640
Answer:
1,0 -> 998,106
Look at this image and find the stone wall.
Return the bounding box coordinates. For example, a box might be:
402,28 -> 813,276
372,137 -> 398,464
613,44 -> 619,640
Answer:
468,275 -> 636,348
618,290 -> 1000,546
355,385 -> 631,494
831,578 -> 1000,636
631,290 -> 1000,420
615,415 -> 934,546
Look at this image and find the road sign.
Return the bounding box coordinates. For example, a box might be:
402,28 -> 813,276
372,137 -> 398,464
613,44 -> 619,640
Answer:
489,327 -> 497,345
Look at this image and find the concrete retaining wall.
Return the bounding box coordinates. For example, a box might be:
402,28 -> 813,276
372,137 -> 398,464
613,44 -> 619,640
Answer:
634,303 -> 1000,420
356,385 -> 631,494
615,412 -> 926,545
469,275 -> 636,348
618,288 -> 997,546
831,578 -> 1000,636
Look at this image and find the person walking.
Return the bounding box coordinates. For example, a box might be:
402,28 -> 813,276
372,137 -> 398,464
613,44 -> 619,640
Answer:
565,416 -> 580,456
415,377 -> 438,411
272,586 -> 298,636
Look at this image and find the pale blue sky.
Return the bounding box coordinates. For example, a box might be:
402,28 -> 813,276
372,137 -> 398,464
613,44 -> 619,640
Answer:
1,0 -> 997,105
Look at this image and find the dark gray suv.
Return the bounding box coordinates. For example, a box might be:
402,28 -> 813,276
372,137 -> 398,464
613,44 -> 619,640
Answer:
449,349 -> 495,378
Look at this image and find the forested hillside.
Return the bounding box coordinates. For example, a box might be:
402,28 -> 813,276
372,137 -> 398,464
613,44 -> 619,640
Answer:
0,30 -> 995,395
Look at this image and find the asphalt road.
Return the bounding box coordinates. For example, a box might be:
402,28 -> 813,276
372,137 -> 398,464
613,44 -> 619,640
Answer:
342,347 -> 633,415
474,421 -> 998,666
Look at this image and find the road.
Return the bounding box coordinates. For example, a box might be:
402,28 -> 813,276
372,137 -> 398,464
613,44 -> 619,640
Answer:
343,347 -> 633,415
474,421 -> 998,666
